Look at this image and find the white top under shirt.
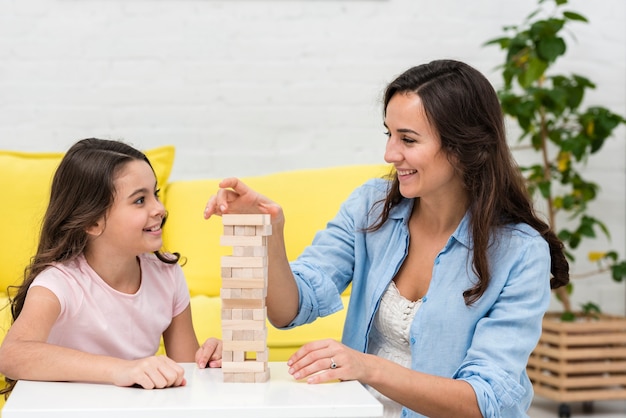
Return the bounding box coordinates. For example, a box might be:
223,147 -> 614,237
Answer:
367,281 -> 422,418
31,253 -> 190,360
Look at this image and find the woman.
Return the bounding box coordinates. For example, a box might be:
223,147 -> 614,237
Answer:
204,60 -> 568,417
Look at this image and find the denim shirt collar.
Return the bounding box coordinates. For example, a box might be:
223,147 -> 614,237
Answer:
389,197 -> 472,250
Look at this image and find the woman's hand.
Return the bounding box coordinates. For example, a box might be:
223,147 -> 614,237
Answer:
196,338 -> 222,369
204,178 -> 284,226
287,339 -> 373,384
114,355 -> 186,389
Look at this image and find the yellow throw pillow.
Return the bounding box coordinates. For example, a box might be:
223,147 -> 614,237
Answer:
0,145 -> 175,294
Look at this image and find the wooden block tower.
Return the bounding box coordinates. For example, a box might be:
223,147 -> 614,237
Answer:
220,214 -> 272,383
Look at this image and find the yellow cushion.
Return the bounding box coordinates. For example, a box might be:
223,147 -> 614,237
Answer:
163,164 -> 390,297
1,294 -> 12,409
0,146 -> 176,296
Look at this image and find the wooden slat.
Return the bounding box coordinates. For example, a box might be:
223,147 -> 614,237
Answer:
533,385 -> 626,402
528,356 -> 626,374
531,345 -> 626,361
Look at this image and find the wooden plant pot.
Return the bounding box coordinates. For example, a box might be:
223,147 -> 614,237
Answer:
527,312 -> 626,416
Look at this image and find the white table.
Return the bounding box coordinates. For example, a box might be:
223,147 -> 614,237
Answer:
2,362 -> 383,418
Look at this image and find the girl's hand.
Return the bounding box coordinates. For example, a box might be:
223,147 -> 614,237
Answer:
203,178 -> 284,226
287,339 -> 372,384
115,355 -> 186,389
196,338 -> 223,369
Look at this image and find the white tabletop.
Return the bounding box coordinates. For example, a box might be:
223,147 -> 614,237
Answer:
2,362 -> 383,418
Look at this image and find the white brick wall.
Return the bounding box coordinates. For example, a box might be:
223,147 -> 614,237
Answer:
1,0 -> 625,314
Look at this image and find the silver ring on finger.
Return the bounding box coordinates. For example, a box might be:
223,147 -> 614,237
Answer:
330,358 -> 337,369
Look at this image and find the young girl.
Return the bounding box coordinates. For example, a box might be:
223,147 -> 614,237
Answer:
0,138 -> 221,394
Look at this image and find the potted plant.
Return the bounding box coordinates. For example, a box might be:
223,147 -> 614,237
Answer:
484,0 -> 626,416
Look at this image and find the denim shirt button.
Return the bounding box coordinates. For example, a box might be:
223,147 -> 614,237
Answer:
410,337 -> 416,344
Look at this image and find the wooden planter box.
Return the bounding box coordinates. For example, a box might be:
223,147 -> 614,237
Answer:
527,312 -> 626,405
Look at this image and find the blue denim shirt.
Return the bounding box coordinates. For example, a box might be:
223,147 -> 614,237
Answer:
286,178 -> 551,418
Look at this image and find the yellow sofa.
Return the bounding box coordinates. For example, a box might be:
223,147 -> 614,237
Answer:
0,145 -> 389,408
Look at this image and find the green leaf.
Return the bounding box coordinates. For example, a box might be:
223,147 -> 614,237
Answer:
577,223 -> 595,238
563,11 -> 588,23
538,180 -> 551,199
483,37 -> 511,48
604,251 -> 619,262
611,261 -> 626,282
580,302 -> 601,318
519,55 -> 548,88
537,36 -> 567,62
561,194 -> 575,210
572,74 -> 595,89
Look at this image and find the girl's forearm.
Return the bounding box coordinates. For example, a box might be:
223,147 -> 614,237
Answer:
0,340 -> 125,385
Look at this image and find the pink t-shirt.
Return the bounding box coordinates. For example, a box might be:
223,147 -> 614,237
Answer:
31,253 -> 190,360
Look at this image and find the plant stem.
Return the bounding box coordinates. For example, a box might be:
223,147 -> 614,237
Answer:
538,106 -> 556,229
539,94 -> 573,312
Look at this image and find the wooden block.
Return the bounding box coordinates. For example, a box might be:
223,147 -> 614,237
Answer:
222,298 -> 265,309
223,372 -> 256,383
242,309 -> 254,320
222,329 -> 233,341
256,348 -> 269,362
223,339 -> 267,352
256,224 -> 272,236
223,225 -> 234,235
222,278 -> 265,289
240,288 -> 264,299
252,308 -> 266,321
230,267 -> 267,279
222,372 -> 236,383
220,235 -> 265,247
253,329 -> 267,341
222,351 -> 233,362
234,246 -> 267,257
222,288 -> 247,299
234,225 -> 249,236
222,319 -> 266,330
231,309 -> 243,320
233,351 -> 245,362
232,330 -> 255,341
221,256 -> 266,268
255,369 -> 271,383
221,308 -> 232,320
221,267 -> 232,278
222,361 -> 267,373
226,224 -> 272,237
222,214 -> 271,226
